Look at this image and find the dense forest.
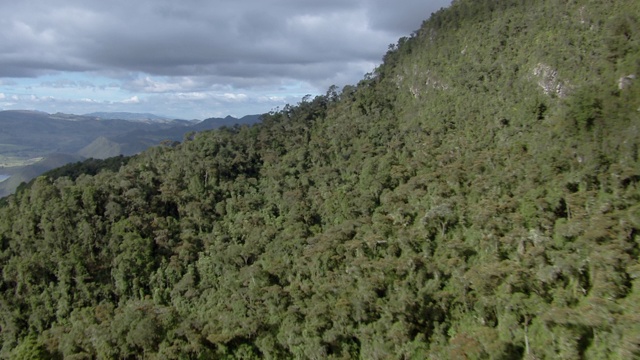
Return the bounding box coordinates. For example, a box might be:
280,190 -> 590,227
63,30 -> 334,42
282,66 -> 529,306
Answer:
1,0 -> 639,358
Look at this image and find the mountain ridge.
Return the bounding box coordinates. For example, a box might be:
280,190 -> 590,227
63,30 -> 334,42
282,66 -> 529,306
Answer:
83,111 -> 184,123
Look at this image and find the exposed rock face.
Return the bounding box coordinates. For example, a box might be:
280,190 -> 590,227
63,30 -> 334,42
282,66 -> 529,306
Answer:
618,74 -> 636,90
532,63 -> 569,97
402,67 -> 449,99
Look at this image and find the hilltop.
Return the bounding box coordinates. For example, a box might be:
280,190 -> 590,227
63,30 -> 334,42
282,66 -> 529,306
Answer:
0,0 -> 639,358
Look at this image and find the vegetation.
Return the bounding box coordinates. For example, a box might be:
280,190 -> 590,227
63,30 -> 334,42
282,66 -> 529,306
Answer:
0,0 -> 639,358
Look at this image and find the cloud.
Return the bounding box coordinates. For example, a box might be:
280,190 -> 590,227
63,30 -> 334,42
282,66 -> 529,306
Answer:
0,0 -> 452,118
121,96 -> 141,104
221,93 -> 248,102
0,1 -> 450,83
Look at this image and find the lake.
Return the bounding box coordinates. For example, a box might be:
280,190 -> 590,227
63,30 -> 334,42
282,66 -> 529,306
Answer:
0,175 -> 9,182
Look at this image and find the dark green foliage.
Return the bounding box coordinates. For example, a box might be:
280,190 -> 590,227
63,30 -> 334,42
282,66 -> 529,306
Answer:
34,155 -> 129,183
566,89 -> 603,131
9,335 -> 55,360
10,155 -> 130,202
1,0 -> 639,358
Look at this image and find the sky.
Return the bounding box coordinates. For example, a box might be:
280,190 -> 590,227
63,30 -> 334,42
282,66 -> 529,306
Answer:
0,0 -> 451,120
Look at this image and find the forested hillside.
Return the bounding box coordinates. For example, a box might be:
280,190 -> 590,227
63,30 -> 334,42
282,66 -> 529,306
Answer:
1,0 -> 639,358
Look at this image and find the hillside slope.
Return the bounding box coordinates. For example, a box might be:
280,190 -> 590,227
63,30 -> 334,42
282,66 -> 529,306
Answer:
0,0 -> 639,358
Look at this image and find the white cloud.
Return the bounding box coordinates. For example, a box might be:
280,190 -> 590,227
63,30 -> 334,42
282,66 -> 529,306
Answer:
126,76 -> 202,93
121,96 -> 140,104
173,92 -> 209,100
221,93 -> 248,102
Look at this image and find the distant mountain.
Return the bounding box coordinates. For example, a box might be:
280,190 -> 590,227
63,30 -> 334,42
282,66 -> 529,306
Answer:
84,112 -> 181,123
192,114 -> 263,131
77,136 -> 125,159
0,110 -> 171,159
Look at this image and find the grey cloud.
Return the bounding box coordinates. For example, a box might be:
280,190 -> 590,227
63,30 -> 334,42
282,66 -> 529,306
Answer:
366,0 -> 452,33
0,0 -> 449,92
40,79 -> 97,89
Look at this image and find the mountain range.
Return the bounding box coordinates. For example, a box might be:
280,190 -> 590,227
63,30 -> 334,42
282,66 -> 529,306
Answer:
83,112 -> 183,123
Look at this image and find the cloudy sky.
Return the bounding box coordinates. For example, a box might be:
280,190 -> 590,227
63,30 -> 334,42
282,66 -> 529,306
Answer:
0,0 -> 451,120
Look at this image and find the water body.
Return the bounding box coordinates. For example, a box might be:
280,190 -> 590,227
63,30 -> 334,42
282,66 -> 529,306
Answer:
0,175 -> 9,182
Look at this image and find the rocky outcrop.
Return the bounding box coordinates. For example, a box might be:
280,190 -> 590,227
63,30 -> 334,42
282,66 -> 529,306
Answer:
532,63 -> 570,97
618,74 -> 636,90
